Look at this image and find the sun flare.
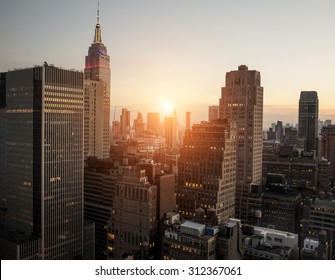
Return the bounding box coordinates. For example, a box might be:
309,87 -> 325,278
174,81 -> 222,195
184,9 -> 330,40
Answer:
162,102 -> 174,113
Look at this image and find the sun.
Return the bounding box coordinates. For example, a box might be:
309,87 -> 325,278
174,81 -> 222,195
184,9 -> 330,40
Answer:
162,102 -> 174,113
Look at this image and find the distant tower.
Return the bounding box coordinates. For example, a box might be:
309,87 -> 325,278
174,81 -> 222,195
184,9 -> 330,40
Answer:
165,110 -> 178,151
208,105 -> 219,122
165,117 -> 176,151
298,91 -> 319,154
147,112 -> 160,136
185,111 -> 191,130
120,108 -> 131,140
219,65 -> 263,222
321,125 -> 335,182
134,112 -> 145,137
275,121 -> 284,142
84,4 -> 111,159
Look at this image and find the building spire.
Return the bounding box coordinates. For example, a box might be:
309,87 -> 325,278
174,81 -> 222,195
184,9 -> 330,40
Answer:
94,2 -> 102,43
97,2 -> 99,24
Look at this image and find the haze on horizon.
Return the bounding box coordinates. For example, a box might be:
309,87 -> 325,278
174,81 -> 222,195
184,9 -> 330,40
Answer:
1,0 -> 335,128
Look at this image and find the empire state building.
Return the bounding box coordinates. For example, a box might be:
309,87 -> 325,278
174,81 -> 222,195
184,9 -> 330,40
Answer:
84,7 -> 111,159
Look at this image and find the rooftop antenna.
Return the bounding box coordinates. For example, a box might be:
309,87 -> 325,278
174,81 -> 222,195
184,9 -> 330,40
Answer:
97,2 -> 100,24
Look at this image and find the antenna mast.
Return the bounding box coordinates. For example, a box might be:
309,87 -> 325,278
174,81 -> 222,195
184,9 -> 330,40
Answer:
97,2 -> 100,24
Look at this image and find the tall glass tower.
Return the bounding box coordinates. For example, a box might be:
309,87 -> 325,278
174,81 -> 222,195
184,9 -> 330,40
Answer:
0,65 -> 84,259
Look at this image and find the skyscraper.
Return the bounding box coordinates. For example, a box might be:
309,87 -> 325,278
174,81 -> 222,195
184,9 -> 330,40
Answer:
109,168 -> 158,259
219,65 -> 263,221
133,111 -> 145,137
298,91 -> 319,154
120,108 -> 131,140
84,6 -> 110,159
176,118 -> 237,224
164,111 -> 178,152
185,111 -> 191,131
0,65 -> 84,259
321,125 -> 335,182
147,112 -> 160,136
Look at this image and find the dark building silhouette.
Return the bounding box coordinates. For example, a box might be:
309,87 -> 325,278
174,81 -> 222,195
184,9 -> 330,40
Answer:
321,125 -> 335,183
263,145 -> 331,192
302,198 -> 335,259
275,121 -> 284,142
283,126 -> 298,147
247,174 -> 303,234
84,158 -> 119,260
298,91 -> 319,153
0,65 -> 84,259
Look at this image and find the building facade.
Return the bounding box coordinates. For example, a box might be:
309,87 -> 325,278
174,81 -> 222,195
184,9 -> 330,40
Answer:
219,65 -> 263,221
0,65 -> 84,259
147,112 -> 160,136
242,225 -> 299,260
84,158 -> 119,259
176,118 -> 236,224
302,198 -> 335,259
84,9 -> 110,159
298,91 -> 319,154
321,125 -> 335,182
208,105 -> 219,122
108,169 -> 158,259
162,213 -> 217,260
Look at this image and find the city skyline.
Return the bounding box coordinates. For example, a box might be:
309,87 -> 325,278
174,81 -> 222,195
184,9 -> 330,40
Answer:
1,0 -> 335,127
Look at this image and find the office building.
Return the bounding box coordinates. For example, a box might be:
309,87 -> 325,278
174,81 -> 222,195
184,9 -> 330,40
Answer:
302,198 -> 335,259
298,91 -> 319,153
262,145 -> 331,192
120,108 -> 131,140
84,158 -> 119,260
275,121 -> 284,142
216,218 -> 244,260
164,111 -> 178,151
147,112 -> 160,136
108,168 -> 158,259
242,225 -> 299,260
84,7 -> 110,159
176,118 -> 236,224
321,125 -> 335,182
283,126 -> 298,146
133,112 -> 145,137
162,213 -> 217,260
301,233 -> 331,260
0,65 -> 84,259
208,105 -> 219,122
219,65 -> 263,221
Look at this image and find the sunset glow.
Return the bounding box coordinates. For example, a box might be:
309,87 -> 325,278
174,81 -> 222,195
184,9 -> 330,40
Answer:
162,102 -> 174,113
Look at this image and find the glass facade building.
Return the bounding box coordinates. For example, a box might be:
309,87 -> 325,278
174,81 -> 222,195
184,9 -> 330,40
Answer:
0,65 -> 84,259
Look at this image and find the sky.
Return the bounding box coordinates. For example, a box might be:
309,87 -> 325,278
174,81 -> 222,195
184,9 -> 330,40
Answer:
1,0 -> 335,128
